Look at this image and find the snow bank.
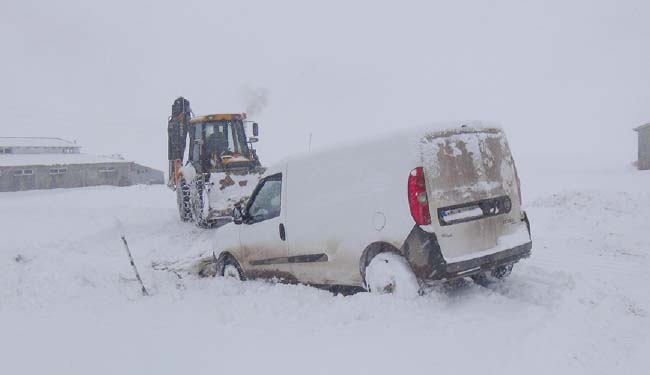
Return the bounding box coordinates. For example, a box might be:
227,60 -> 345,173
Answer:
1,164 -> 649,375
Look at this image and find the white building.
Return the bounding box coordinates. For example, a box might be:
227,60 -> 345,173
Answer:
0,137 -> 80,155
634,123 -> 650,170
0,137 -> 163,192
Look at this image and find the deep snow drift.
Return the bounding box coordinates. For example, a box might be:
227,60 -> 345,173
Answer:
1,162 -> 649,375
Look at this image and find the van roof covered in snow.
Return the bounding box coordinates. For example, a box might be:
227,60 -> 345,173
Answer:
262,121 -> 504,177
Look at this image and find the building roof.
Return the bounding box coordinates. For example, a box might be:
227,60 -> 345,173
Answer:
634,123 -> 650,132
0,153 -> 130,167
0,137 -> 79,148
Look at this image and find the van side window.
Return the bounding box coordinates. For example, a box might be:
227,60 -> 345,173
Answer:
247,174 -> 282,223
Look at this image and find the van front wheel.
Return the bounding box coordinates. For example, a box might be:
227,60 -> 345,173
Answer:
217,255 -> 246,281
364,252 -> 420,297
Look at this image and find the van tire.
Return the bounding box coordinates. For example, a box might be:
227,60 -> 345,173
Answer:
176,178 -> 193,222
471,264 -> 514,285
491,263 -> 513,279
217,254 -> 246,281
364,252 -> 420,297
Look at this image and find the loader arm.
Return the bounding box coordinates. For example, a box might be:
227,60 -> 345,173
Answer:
167,97 -> 192,189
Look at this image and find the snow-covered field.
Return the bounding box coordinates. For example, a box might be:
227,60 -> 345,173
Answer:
1,162 -> 649,375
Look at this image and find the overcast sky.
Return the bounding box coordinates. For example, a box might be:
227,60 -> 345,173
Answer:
1,0 -> 648,173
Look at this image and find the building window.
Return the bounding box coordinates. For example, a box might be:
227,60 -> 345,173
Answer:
49,167 -> 68,175
0,147 -> 12,154
13,169 -> 33,176
98,167 -> 116,173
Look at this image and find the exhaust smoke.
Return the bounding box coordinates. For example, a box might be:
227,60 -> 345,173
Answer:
243,87 -> 269,117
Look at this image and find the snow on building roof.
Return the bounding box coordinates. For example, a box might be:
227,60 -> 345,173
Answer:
0,153 -> 130,167
634,123 -> 650,132
0,137 -> 79,148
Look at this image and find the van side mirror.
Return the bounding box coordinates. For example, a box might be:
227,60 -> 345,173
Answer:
252,123 -> 259,137
248,137 -> 259,143
232,206 -> 244,225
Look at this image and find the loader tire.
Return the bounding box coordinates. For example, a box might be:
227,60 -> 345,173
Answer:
176,178 -> 193,222
191,178 -> 212,228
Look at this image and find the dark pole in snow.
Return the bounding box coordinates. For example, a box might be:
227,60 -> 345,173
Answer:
121,235 -> 149,296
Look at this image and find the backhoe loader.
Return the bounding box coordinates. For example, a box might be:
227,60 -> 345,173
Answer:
167,97 -> 264,228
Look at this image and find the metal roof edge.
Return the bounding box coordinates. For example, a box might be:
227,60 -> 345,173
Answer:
634,123 -> 650,132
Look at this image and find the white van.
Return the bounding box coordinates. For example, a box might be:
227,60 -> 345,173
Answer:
213,122 -> 532,293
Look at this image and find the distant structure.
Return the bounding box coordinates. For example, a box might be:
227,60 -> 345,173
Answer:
0,137 -> 164,192
634,124 -> 650,170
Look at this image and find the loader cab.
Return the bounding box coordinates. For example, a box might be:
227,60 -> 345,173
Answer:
188,114 -> 260,173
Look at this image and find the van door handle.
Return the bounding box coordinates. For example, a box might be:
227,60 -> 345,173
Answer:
279,223 -> 286,241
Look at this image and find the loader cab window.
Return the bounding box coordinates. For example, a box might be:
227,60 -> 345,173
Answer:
189,125 -> 202,165
203,121 -> 249,156
246,174 -> 282,223
189,120 -> 251,171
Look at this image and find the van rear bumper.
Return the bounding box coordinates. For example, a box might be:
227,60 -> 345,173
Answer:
437,241 -> 532,280
401,225 -> 532,282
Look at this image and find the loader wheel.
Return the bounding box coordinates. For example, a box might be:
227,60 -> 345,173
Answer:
217,254 -> 246,281
176,178 -> 192,222
191,179 -> 212,228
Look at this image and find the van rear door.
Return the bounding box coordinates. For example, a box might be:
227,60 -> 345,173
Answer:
419,127 -> 528,263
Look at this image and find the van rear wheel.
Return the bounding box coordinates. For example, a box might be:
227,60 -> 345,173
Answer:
491,263 -> 513,279
471,264 -> 514,285
364,252 -> 420,297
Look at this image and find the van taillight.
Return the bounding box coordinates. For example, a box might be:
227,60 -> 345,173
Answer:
408,167 -> 431,225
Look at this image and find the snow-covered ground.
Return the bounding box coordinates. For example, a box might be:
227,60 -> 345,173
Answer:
1,161 -> 649,375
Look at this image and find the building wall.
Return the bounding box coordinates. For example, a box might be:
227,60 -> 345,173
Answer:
1,146 -> 80,154
639,128 -> 650,170
0,162 -> 165,192
0,163 -> 131,192
129,163 -> 165,185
